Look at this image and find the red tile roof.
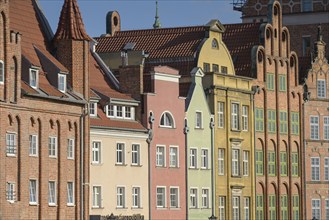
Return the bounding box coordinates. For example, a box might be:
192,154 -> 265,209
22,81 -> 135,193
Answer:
53,0 -> 91,41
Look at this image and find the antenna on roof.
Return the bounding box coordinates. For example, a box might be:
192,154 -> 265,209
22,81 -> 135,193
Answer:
153,1 -> 161,29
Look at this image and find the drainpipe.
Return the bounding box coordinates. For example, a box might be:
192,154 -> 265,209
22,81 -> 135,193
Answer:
183,118 -> 189,220
209,116 -> 216,220
80,105 -> 87,220
147,112 -> 154,220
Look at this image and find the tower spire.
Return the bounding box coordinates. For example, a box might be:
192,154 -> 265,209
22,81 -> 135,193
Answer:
153,1 -> 161,29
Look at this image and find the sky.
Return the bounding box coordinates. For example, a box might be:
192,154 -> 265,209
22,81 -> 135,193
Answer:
38,0 -> 242,38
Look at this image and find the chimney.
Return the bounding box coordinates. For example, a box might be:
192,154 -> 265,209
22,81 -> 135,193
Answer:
106,11 -> 121,36
119,65 -> 144,101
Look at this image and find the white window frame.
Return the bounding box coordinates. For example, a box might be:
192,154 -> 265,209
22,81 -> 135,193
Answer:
29,179 -> 38,205
0,60 -> 4,84
156,145 -> 166,167
156,186 -> 166,208
67,182 -> 74,206
201,188 -> 209,208
92,185 -> 102,208
243,151 -> 249,176
232,148 -> 240,177
107,105 -> 115,117
190,148 -> 197,169
218,148 -> 225,175
6,132 -> 16,156
116,186 -> 126,208
201,148 -> 208,169
131,144 -> 140,166
195,111 -> 203,129
244,197 -> 250,220
311,157 -> 320,181
231,103 -> 240,130
325,157 -> 329,181
169,146 -> 179,168
6,182 -> 15,202
310,116 -> 319,140
160,111 -> 175,128
317,79 -> 326,98
242,105 -> 248,131
58,73 -> 66,93
132,186 -> 141,208
190,188 -> 198,208
29,134 -> 38,157
324,116 -> 329,140
48,136 -> 57,158
92,141 -> 101,164
312,199 -> 321,220
170,187 -> 179,208
218,102 -> 224,128
89,102 -> 97,117
232,196 -> 240,220
29,68 -> 39,89
116,143 -> 125,165
48,181 -> 56,206
106,105 -> 135,120
219,196 -> 225,220
67,138 -> 74,159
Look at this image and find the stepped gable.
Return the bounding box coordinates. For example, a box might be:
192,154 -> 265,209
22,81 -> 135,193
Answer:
9,0 -> 84,102
53,0 -> 91,41
223,22 -> 261,77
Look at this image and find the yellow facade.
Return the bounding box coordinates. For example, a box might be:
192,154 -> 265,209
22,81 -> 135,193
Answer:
198,21 -> 255,220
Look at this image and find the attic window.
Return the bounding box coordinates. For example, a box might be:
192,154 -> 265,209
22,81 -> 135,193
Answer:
29,68 -> 38,89
58,74 -> 66,93
106,104 -> 135,120
212,39 -> 219,49
89,102 -> 97,117
0,60 -> 4,84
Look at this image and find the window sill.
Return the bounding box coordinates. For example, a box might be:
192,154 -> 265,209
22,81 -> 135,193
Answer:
194,127 -> 204,130
200,168 -> 210,170
131,164 -> 143,167
189,207 -> 198,209
156,207 -> 167,210
67,158 -> 74,160
156,166 -> 166,168
29,155 -> 38,157
169,166 -> 179,169
169,207 -> 181,210
231,129 -> 241,133
91,206 -> 104,209
159,126 -> 175,129
115,163 -> 127,167
131,207 -> 143,209
49,156 -> 57,159
116,207 -> 128,209
91,162 -> 103,166
6,154 -> 17,157
189,167 -> 198,170
7,200 -> 15,204
48,204 -> 57,207
231,175 -> 242,178
67,204 -> 75,207
29,202 -> 38,206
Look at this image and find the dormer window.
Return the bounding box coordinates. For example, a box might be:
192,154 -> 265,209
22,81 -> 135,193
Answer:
160,112 -> 175,128
58,74 -> 66,93
0,60 -> 4,84
106,104 -> 135,120
89,102 -> 97,117
29,69 -> 38,89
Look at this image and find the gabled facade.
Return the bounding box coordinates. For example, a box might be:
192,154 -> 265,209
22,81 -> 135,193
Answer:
142,66 -> 186,220
303,28 -> 329,220
185,67 -> 213,219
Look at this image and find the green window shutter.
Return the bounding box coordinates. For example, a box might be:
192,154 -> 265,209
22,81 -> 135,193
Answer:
291,112 -> 299,135
256,108 -> 264,132
279,75 -> 286,91
256,195 -> 263,220
267,73 -> 275,90
256,151 -> 264,175
269,195 -> 276,220
280,111 -> 288,134
292,153 -> 299,176
280,152 -> 287,176
268,110 -> 276,133
268,151 -> 276,176
292,195 -> 299,220
281,195 -> 288,220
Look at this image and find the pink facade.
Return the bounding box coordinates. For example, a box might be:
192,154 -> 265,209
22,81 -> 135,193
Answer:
143,66 -> 186,220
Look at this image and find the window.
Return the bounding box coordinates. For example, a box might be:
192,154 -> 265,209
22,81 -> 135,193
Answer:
0,60 -> 4,84
244,197 -> 250,220
281,195 -> 288,220
190,188 -> 198,208
156,146 -> 165,167
302,0 -> 313,12
106,105 -> 135,120
67,139 -> 74,159
6,182 -> 15,202
6,133 -> 16,156
255,108 -> 264,132
218,102 -> 225,128
325,158 -> 329,181
107,105 -> 114,117
268,110 -> 276,133
311,157 -> 320,181
291,153 -> 298,176
268,151 -> 276,176
212,39 -> 218,49
279,75 -> 286,91
89,102 -> 97,117
231,103 -> 240,130
202,189 -> 209,208
269,195 -> 276,220
317,79 -> 326,98
218,148 -> 225,175
324,116 -> 329,140
92,186 -> 102,208
29,135 -> 38,156
116,186 -> 125,208
132,144 -> 140,165
256,150 -> 264,175
170,187 -> 179,208
132,187 -> 141,208
326,199 -> 329,220
125,106 -> 132,119
256,195 -> 263,220
267,73 -> 275,90
312,199 -> 321,220
67,182 -> 74,205
242,106 -> 248,131
292,195 -> 299,220
232,149 -> 240,176
280,111 -> 288,134
302,36 -> 311,56
201,149 -> 208,169
203,63 -> 210,72
218,196 -> 225,220
169,146 -> 178,167
116,105 -> 123,118
48,181 -> 56,205
58,74 -> 66,92
190,148 -> 197,168
195,111 -> 202,128
212,64 -> 219,72
156,187 -> 166,208
29,69 -> 38,89
160,112 -> 174,128
29,179 -> 37,204
243,151 -> 249,176
221,66 -> 228,74
48,136 -> 57,158
310,116 -> 320,140
92,141 -> 101,164
291,112 -> 299,135
232,196 -> 240,220
116,143 -> 125,165
280,151 -> 287,176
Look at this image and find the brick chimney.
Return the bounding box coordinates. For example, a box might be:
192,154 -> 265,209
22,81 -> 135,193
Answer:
118,64 -> 144,101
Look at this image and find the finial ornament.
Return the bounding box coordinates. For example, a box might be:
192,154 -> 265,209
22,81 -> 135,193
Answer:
153,1 -> 161,29
317,24 -> 322,41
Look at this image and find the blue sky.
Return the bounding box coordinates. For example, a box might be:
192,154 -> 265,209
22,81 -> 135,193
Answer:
38,0 -> 242,38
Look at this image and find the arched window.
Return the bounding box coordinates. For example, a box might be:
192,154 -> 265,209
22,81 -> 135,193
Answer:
211,39 -> 219,49
0,60 -> 4,83
160,112 -> 174,128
